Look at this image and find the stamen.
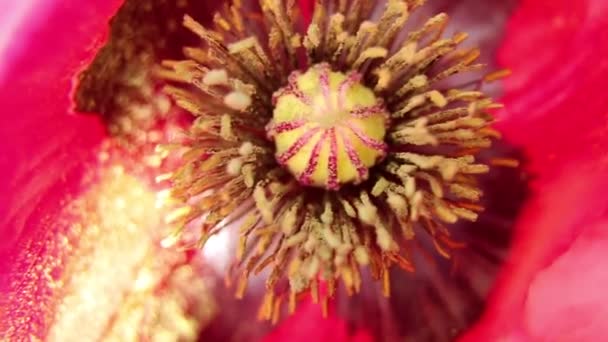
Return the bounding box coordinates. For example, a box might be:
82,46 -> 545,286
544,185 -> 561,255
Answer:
239,141 -> 254,156
159,0 -> 511,323
226,158 -> 243,176
203,69 -> 229,86
220,114 -> 234,140
484,69 -> 512,82
224,91 -> 252,111
490,157 -> 520,168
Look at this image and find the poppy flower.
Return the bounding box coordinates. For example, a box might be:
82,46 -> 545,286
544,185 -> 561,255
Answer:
1,0 -> 607,342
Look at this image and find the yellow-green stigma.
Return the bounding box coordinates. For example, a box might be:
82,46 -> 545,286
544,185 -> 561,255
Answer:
268,63 -> 389,190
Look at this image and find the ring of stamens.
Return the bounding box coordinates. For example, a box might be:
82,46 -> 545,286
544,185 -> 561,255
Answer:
268,63 -> 389,190
157,0 -> 518,322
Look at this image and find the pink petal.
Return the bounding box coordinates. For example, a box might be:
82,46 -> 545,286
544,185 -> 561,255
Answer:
525,220 -> 608,341
463,0 -> 608,339
0,0 -> 122,336
0,0 -> 122,250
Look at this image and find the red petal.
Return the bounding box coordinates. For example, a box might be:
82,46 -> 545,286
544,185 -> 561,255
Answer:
525,220 -> 608,341
463,0 -> 608,340
0,0 -> 122,335
0,0 -> 122,247
298,0 -> 314,23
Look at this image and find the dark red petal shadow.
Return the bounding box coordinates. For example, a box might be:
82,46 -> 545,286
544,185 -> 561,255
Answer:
263,300 -> 374,342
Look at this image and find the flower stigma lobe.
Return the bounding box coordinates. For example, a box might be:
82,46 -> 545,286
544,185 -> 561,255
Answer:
268,63 -> 389,189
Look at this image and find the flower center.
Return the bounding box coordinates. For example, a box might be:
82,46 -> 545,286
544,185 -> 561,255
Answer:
267,63 -> 389,190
